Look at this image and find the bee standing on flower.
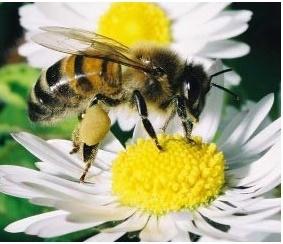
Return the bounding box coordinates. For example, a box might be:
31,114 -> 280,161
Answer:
28,26 -> 237,182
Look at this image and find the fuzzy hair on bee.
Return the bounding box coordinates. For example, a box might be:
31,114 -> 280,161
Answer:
28,26 -> 237,182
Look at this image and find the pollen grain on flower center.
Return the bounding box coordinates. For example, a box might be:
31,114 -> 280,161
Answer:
98,3 -> 171,46
111,135 -> 225,215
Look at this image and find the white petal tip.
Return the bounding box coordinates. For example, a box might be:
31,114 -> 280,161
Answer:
4,224 -> 20,233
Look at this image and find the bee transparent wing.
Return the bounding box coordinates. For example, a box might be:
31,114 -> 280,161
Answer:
32,26 -> 152,73
31,30 -> 88,56
40,26 -> 129,52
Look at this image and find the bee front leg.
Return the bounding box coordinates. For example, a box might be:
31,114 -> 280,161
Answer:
80,143 -> 99,183
175,95 -> 195,144
133,90 -> 163,151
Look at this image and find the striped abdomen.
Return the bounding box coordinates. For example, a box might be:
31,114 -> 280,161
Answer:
28,55 -> 122,122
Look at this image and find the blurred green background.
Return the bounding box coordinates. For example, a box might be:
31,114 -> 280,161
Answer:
0,2 -> 280,242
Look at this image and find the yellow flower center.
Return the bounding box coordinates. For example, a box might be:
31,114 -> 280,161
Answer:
112,135 -> 225,215
97,3 -> 171,46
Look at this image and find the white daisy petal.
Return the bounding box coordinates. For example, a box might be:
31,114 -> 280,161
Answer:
100,132 -> 124,154
0,177 -> 39,199
160,3 -> 199,20
52,201 -> 136,223
95,150 -> 117,169
103,211 -> 149,233
227,118 -> 280,161
225,69 -> 241,86
219,10 -> 253,22
235,220 -> 281,233
219,93 -> 274,154
210,22 -> 248,42
165,113 -> 183,135
171,224 -> 191,242
242,198 -> 281,212
179,3 -> 230,26
207,10 -> 252,42
11,132 -> 82,172
132,119 -> 149,142
46,139 -> 110,176
4,174 -> 93,203
66,3 -> 109,25
173,14 -> 231,41
225,171 -> 280,200
140,215 -> 178,242
216,109 -> 248,147
171,228 -> 190,241
1,165 -> 111,202
5,210 -> 65,233
199,198 -> 261,218
228,141 -> 280,186
192,60 -> 224,141
172,212 -> 203,236
194,213 -> 244,241
23,46 -> 65,68
19,4 -> 58,31
85,232 -> 125,242
197,40 -> 250,58
46,139 -> 82,166
207,207 -> 280,226
171,39 -> 207,58
251,170 -> 280,197
116,107 -> 138,131
35,3 -> 90,29
24,212 -> 97,238
18,42 -> 42,56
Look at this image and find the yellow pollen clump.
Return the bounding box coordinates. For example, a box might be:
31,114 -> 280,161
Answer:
98,3 -> 171,46
111,135 -> 225,215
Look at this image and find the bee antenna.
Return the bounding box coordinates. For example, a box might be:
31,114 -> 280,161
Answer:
209,68 -> 240,101
211,83 -> 240,101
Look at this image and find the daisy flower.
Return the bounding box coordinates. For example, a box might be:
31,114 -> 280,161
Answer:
0,93 -> 280,241
18,3 -> 252,131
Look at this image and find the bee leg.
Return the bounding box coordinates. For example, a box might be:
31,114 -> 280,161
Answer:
70,127 -> 80,154
175,95 -> 195,144
161,109 -> 176,132
133,90 -> 163,151
70,145 -> 80,154
80,143 -> 99,183
90,94 -> 121,107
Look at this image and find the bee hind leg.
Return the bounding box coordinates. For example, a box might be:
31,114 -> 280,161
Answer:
70,127 -> 80,154
133,90 -> 163,151
70,145 -> 80,154
80,143 -> 99,183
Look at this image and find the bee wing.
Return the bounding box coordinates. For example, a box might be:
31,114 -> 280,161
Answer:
32,26 -> 152,73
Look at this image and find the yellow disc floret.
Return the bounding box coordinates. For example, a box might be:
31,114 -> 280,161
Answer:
112,135 -> 225,215
98,3 -> 171,46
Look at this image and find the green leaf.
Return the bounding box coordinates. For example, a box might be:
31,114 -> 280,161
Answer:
0,63 -> 40,88
0,83 -> 25,107
0,140 -> 37,167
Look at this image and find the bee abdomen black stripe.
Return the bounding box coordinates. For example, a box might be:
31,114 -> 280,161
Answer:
46,60 -> 62,87
101,59 -> 108,81
74,55 -> 92,91
28,100 -> 46,115
34,78 -> 59,105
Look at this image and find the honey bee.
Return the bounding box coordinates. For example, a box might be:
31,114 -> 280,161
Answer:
28,26 -> 237,182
